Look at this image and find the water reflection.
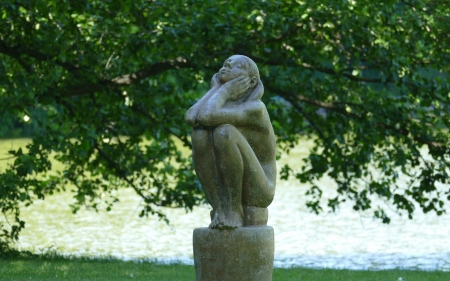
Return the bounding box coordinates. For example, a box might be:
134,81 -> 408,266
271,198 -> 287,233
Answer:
15,145 -> 450,270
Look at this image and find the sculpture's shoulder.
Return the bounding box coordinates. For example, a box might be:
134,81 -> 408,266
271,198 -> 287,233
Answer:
232,100 -> 268,127
252,101 -> 273,127
245,99 -> 266,113
235,100 -> 274,139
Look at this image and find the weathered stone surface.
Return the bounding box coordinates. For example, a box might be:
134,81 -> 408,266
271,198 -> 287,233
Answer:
193,226 -> 274,281
210,206 -> 268,227
244,205 -> 268,226
185,55 -> 276,229
187,55 -> 276,281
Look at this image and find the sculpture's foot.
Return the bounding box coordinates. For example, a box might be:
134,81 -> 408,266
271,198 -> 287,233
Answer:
209,208 -> 243,229
219,209 -> 243,229
209,208 -> 225,229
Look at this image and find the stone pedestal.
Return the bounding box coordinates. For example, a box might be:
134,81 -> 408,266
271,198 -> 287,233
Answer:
193,226 -> 274,281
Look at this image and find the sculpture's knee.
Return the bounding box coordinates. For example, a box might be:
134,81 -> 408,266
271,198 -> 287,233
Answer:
212,124 -> 236,148
192,129 -> 210,148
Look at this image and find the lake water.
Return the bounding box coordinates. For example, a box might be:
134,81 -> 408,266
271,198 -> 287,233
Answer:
9,142 -> 450,270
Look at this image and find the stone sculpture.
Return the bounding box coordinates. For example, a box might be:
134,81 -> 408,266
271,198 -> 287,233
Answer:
186,55 -> 276,281
185,54 -> 276,229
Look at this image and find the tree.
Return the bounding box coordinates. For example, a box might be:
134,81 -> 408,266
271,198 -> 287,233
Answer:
1,0 -> 449,247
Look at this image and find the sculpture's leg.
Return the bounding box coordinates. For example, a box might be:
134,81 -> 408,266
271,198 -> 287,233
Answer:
213,124 -> 275,219
212,124 -> 245,228
241,158 -> 276,209
191,128 -> 221,212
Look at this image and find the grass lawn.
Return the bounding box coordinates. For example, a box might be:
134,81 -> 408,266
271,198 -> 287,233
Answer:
0,257 -> 193,281
1,256 -> 450,281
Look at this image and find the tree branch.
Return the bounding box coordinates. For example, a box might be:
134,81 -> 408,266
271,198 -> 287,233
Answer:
300,62 -> 393,83
0,39 -> 79,72
251,54 -> 393,84
59,60 -> 192,98
129,100 -> 192,148
268,85 -> 447,149
0,39 -> 193,99
0,41 -> 32,72
294,94 -> 360,117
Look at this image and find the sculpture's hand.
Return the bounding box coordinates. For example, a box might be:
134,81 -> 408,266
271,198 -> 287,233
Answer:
221,76 -> 251,101
195,76 -> 251,126
210,73 -> 221,89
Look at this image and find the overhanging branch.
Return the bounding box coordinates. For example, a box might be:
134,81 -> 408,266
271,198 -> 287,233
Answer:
268,86 -> 447,149
59,60 -> 192,97
0,40 -> 79,72
0,39 -> 193,98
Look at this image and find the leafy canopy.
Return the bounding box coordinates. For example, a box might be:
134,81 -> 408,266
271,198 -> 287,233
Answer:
1,0 -> 449,246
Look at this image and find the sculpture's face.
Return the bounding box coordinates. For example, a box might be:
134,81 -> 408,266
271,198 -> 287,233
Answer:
218,56 -> 249,84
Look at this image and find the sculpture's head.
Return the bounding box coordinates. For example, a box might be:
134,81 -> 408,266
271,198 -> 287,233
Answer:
218,54 -> 260,90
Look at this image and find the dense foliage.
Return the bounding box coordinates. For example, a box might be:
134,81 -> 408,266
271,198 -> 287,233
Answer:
1,0 -> 449,247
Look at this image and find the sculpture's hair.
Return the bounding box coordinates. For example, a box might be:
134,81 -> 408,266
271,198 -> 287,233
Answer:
233,55 -> 263,100
232,55 -> 260,81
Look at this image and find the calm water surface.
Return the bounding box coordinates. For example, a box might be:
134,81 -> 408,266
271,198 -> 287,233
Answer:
13,143 -> 450,270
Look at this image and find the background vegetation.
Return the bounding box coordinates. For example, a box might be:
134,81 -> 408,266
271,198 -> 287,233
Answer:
1,0 -> 449,249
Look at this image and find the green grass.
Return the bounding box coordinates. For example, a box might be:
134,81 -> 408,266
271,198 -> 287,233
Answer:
274,267 -> 450,281
1,255 -> 450,281
0,257 -> 193,281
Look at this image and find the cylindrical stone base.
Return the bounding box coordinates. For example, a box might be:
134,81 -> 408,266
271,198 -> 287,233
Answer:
193,226 -> 274,281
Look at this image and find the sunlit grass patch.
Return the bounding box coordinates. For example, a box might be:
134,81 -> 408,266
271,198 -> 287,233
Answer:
273,267 -> 450,281
1,254 -> 450,281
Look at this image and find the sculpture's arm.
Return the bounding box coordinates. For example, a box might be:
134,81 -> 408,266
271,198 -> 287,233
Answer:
197,100 -> 268,131
185,88 -> 217,127
185,74 -> 221,127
